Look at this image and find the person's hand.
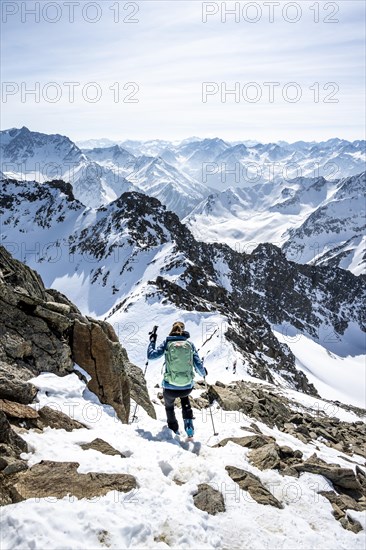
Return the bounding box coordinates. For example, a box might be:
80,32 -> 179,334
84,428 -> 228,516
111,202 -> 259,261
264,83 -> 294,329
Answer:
149,333 -> 157,344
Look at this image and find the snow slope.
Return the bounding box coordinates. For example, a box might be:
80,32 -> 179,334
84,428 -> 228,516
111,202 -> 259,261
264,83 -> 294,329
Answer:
1,368 -> 365,550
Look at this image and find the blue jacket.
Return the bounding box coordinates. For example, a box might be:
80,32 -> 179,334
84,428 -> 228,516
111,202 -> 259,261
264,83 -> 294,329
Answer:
147,333 -> 206,390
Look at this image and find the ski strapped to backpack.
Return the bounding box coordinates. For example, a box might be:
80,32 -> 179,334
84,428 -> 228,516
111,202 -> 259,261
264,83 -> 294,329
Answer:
164,339 -> 194,386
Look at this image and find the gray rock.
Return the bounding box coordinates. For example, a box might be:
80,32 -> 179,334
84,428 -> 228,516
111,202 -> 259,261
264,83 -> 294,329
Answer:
216,435 -> 275,449
193,483 -> 226,515
37,406 -> 87,431
80,438 -> 126,457
226,465 -> 283,509
1,460 -> 137,504
339,515 -> 363,534
248,443 -> 281,471
294,455 -> 364,493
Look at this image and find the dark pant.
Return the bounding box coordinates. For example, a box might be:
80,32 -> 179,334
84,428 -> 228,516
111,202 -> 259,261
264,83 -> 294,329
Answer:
163,388 -> 193,432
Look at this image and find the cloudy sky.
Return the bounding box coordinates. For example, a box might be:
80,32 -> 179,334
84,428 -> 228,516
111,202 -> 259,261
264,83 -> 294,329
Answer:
1,0 -> 365,142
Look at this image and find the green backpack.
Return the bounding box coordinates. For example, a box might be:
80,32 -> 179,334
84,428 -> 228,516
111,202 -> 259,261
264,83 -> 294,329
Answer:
164,340 -> 194,386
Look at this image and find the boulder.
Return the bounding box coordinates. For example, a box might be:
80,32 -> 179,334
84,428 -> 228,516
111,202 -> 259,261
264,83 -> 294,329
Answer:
0,246 -> 155,425
1,460 -> 137,504
226,465 -> 283,509
339,515 -> 363,534
248,443 -> 281,471
193,483 -> 226,515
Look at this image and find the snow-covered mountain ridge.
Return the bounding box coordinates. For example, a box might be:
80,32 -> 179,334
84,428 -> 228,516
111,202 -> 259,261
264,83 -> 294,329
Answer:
1,128 -> 364,272
186,172 -> 366,275
1,178 -> 365,404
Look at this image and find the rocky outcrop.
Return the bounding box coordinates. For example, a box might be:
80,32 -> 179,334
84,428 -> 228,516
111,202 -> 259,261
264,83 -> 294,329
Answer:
293,454 -> 365,495
319,491 -> 364,533
72,318 -> 130,423
205,380 -> 366,459
226,466 -> 283,509
193,483 -> 226,515
36,406 -> 87,431
0,245 -> 155,424
0,461 -> 137,505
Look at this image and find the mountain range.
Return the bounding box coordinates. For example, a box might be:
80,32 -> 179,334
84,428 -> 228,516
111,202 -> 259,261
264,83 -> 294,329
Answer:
1,127 -> 364,275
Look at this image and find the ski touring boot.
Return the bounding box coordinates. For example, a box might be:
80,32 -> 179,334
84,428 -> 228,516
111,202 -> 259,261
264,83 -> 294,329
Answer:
184,418 -> 194,439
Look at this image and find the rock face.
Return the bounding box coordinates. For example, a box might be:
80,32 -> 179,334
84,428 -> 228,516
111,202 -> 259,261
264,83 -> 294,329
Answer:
72,318 -> 131,423
226,466 -> 283,509
0,461 -> 137,504
0,245 -> 155,423
193,483 -> 226,515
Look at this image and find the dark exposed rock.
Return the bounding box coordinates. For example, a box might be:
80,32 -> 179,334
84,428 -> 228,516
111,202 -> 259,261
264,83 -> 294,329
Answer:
339,515 -> 363,534
226,465 -> 283,509
80,438 -> 126,457
319,490 -> 365,512
0,402 -> 87,432
1,460 -> 137,504
193,483 -> 226,515
207,381 -> 292,428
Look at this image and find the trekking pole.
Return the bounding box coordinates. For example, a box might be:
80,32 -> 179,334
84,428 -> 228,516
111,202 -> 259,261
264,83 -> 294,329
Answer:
204,375 -> 218,436
130,325 -> 158,423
